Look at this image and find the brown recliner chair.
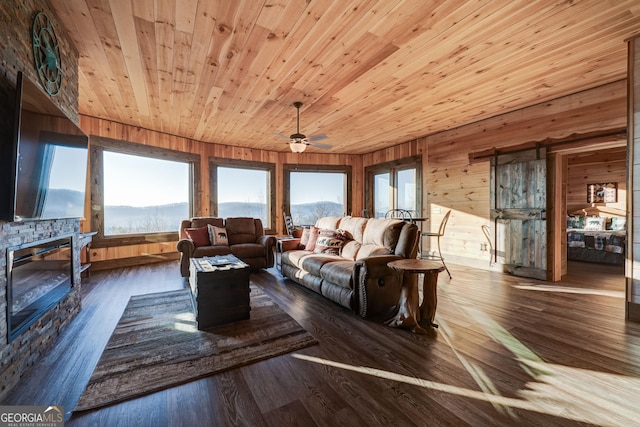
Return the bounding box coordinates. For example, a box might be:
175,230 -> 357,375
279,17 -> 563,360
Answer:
176,217 -> 276,277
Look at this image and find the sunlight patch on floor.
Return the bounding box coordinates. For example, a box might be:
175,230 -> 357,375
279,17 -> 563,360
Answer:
436,318 -> 517,418
512,283 -> 624,298
173,311 -> 197,332
292,353 -> 547,412
293,350 -> 640,425
460,306 -> 640,425
293,306 -> 640,425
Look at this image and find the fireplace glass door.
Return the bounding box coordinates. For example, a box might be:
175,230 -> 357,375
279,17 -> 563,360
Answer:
7,235 -> 74,341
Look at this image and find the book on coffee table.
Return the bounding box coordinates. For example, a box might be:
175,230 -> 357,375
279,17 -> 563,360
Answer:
198,255 -> 248,271
205,256 -> 234,266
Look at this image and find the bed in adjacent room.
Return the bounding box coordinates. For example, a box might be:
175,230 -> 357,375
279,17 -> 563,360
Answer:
567,215 -> 626,265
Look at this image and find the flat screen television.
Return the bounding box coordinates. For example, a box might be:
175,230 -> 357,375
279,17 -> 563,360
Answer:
0,72 -> 89,222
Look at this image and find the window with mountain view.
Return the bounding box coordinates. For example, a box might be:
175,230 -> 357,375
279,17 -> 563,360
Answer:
103,151 -> 190,235
210,160 -> 275,231
285,166 -> 352,226
215,166 -> 270,226
366,156 -> 421,218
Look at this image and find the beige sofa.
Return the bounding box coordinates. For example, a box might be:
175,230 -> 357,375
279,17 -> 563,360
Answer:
281,216 -> 419,320
176,217 -> 276,277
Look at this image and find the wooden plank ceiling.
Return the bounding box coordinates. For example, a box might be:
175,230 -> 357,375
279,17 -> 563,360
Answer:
49,0 -> 640,154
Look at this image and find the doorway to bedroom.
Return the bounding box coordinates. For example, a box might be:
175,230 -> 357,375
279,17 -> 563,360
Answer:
555,143 -> 626,281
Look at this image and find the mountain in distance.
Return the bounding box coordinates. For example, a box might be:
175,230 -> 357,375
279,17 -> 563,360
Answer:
288,201 -> 344,225
217,202 -> 268,219
104,202 -> 189,234
218,201 -> 344,225
103,201 -> 344,233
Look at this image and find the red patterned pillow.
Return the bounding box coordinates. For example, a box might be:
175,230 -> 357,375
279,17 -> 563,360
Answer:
184,226 -> 210,247
313,229 -> 347,255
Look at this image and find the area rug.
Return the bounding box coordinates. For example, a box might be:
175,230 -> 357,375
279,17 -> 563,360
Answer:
74,285 -> 317,412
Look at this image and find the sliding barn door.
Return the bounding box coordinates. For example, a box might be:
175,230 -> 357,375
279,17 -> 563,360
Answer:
490,148 -> 547,280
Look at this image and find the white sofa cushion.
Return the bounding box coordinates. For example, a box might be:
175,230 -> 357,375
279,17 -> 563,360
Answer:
337,216 -> 368,242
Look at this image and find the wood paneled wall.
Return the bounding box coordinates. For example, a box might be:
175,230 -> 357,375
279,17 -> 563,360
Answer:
81,80 -> 627,272
566,147 -> 627,214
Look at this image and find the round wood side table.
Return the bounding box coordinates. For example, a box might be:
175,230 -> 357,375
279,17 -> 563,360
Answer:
387,259 -> 445,333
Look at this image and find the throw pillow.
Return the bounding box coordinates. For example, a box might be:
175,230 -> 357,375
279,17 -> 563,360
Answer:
305,226 -> 319,251
567,215 -> 582,229
300,227 -> 311,247
184,226 -> 210,247
208,224 -> 229,246
313,229 -> 347,255
584,217 -> 605,231
611,217 -> 626,231
567,232 -> 585,248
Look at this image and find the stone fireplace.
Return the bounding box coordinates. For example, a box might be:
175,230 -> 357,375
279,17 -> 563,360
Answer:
0,0 -> 84,402
0,219 -> 82,399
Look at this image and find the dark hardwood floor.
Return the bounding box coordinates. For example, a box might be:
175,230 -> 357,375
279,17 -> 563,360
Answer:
3,260 -> 639,426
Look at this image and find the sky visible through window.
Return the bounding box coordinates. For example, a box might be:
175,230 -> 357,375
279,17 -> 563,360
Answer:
374,172 -> 390,217
217,167 -> 267,204
103,151 -> 189,207
215,169 -> 344,205
397,168 -> 416,212
290,171 -> 345,205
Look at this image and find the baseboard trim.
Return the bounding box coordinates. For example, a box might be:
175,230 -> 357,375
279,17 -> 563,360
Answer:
91,253 -> 180,272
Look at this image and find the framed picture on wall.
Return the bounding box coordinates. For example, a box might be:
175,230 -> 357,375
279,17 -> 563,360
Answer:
587,182 -> 617,203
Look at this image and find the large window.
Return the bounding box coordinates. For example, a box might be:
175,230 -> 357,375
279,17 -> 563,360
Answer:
210,159 -> 276,231
366,156 -> 421,218
91,137 -> 200,244
103,152 -> 190,235
284,165 -> 352,226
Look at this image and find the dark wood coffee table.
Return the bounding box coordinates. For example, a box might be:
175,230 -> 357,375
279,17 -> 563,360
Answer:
189,255 -> 250,329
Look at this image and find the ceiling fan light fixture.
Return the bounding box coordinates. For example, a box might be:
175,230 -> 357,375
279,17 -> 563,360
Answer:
290,141 -> 307,153
276,101 -> 330,152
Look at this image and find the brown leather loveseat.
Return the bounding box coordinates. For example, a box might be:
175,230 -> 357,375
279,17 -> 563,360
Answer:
176,217 -> 276,277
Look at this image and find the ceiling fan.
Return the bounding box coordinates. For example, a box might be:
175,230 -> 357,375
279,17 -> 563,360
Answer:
275,102 -> 331,153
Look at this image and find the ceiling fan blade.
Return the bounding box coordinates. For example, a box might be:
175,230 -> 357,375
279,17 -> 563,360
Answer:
274,133 -> 290,139
309,142 -> 332,149
308,134 -> 328,142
